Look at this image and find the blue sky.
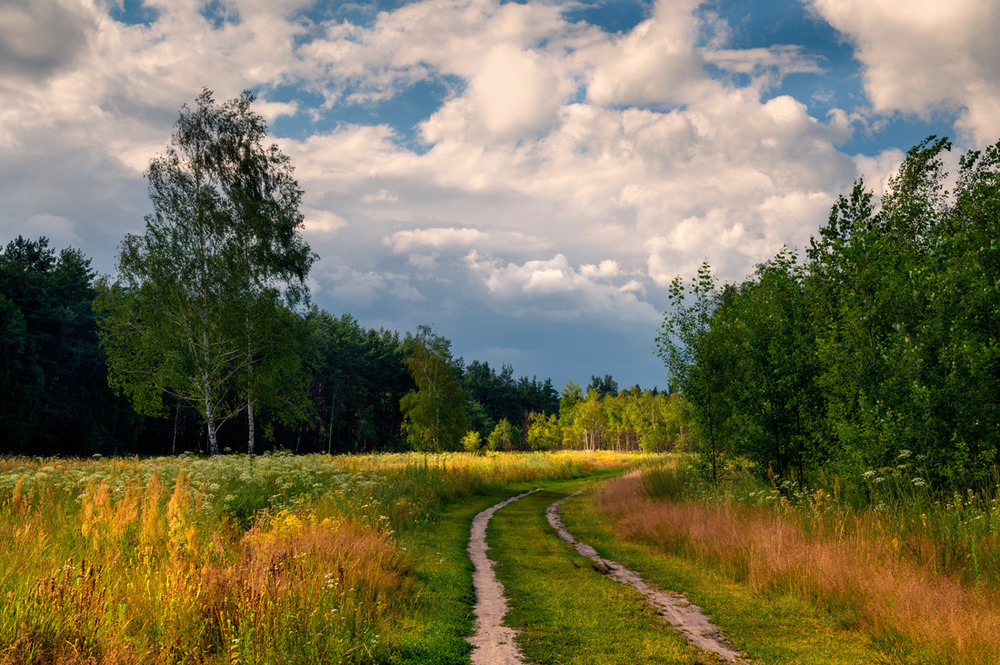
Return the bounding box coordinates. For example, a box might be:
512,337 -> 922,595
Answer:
2,0 -> 997,390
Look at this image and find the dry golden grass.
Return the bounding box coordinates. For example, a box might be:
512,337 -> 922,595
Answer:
0,451 -> 636,664
2,466 -> 409,664
597,472 -> 1000,664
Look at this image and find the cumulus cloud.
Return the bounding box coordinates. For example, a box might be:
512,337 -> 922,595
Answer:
466,252 -> 660,324
585,0 -> 711,107
8,0 -> 980,385
386,227 -> 545,255
467,44 -> 566,139
809,0 -> 1000,145
302,209 -> 348,234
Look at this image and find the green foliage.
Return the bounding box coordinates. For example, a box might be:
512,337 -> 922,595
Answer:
525,412 -> 560,451
661,135 -> 1000,490
655,261 -> 733,480
461,430 -> 483,453
0,237 -> 137,453
400,326 -> 470,451
303,310 -> 412,454
486,417 -> 522,451
95,89 -> 313,456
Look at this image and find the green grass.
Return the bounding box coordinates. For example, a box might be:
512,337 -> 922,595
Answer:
0,452 -> 640,665
379,486 -> 510,664
558,483 -> 890,665
488,478 -> 725,664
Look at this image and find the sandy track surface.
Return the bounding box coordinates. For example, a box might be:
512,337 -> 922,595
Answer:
546,491 -> 750,664
466,489 -> 541,665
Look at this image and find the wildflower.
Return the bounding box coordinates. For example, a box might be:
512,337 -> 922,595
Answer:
911,477 -> 926,487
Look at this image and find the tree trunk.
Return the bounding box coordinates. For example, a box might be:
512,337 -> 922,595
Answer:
247,398 -> 256,456
203,376 -> 220,456
172,400 -> 180,455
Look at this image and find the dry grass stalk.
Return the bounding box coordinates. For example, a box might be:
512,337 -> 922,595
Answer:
597,473 -> 1000,664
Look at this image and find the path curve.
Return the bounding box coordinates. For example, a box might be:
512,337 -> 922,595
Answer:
467,489 -> 541,665
546,490 -> 750,664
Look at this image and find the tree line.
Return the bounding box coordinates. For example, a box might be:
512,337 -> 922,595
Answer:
0,235 -> 685,456
659,137 -> 1000,489
2,89 -> 685,457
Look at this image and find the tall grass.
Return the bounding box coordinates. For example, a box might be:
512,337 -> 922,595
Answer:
603,456 -> 1000,664
0,451 -> 633,664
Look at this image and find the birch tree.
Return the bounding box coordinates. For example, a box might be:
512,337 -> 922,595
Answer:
96,89 -> 313,456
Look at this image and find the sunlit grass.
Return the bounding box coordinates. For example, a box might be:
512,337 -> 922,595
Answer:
0,451 -> 636,664
606,456 -> 1000,664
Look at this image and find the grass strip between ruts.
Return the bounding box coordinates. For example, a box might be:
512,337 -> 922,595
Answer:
380,485 -> 517,664
488,477 -> 727,664
557,482 -> 893,665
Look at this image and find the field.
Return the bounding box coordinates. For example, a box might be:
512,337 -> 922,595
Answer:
5,452 -> 1000,665
0,451 -> 633,664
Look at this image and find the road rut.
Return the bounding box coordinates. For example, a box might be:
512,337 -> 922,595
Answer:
546,490 -> 750,664
466,489 -> 540,665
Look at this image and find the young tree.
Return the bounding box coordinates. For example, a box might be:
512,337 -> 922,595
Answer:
95,90 -> 313,456
399,326 -> 469,451
655,261 -> 732,480
487,418 -> 522,452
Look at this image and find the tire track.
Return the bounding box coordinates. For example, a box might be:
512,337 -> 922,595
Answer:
466,489 -> 541,665
546,490 -> 750,664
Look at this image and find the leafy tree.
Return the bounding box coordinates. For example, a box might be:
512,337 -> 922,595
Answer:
400,326 -> 469,451
487,418 -> 522,452
0,237 -> 136,454
655,261 -> 732,481
462,430 -> 483,453
526,412 -> 560,451
95,90 -> 313,456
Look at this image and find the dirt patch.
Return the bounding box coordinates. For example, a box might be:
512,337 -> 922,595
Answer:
467,489 -> 541,665
546,491 -> 750,664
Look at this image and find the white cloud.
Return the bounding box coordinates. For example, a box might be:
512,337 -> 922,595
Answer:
386,227 -> 545,255
468,44 -> 566,140
585,0 -> 712,107
302,209 -> 348,234
467,252 -> 660,324
580,260 -> 621,279
809,0 -> 1000,146
388,227 -> 487,252
361,188 -> 399,203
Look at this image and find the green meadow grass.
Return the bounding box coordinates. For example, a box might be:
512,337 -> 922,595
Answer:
560,480 -> 921,664
0,451 -> 636,665
488,479 -> 725,665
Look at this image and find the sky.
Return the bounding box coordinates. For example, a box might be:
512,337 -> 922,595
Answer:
2,0 -> 999,390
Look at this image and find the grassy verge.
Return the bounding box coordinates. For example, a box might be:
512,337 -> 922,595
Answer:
632,459 -> 1000,664
558,478 -> 888,664
488,477 -> 726,664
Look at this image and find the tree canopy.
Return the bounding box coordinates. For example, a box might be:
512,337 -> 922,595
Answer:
662,136 -> 1000,489
95,89 -> 313,456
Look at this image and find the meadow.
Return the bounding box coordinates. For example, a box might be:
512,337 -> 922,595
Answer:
0,451 -> 634,664
596,457 -> 1000,664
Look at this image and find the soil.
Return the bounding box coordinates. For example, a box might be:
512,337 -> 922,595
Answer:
465,486 -> 750,664
466,489 -> 541,665
546,491 -> 751,664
